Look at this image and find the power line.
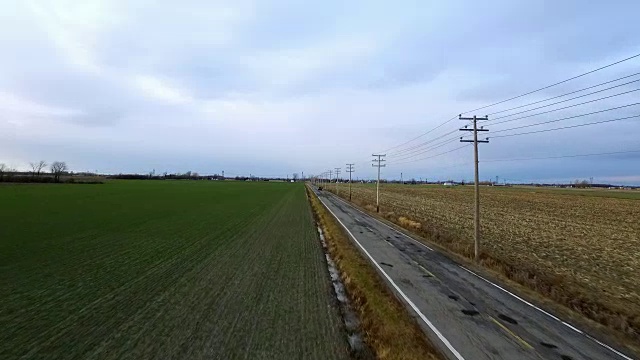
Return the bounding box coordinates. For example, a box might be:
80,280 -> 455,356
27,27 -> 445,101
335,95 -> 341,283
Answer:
486,72 -> 640,116
491,102 -> 640,127
380,115 -> 459,153
491,103 -> 640,133
391,144 -> 471,165
486,88 -> 640,125
459,52 -> 640,115
380,53 -> 640,155
482,149 -> 640,163
490,114 -> 640,139
388,128 -> 460,156
490,81 -> 640,121
390,134 -> 469,161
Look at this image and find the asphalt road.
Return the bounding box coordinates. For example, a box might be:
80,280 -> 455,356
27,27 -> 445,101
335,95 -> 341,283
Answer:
313,188 -> 635,360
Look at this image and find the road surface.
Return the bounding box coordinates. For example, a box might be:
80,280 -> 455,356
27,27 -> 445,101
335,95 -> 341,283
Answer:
313,188 -> 635,360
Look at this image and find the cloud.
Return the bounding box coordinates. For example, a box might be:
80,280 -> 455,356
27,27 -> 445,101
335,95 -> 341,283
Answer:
132,75 -> 194,105
0,92 -> 82,118
1,0 -> 639,184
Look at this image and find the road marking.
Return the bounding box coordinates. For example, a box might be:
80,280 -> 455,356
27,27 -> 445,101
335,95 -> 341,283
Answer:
318,196 -> 465,360
458,266 -> 561,321
418,265 -> 437,279
459,266 -> 633,360
562,322 -> 584,334
489,316 -> 534,350
585,334 -> 634,360
330,194 -> 434,251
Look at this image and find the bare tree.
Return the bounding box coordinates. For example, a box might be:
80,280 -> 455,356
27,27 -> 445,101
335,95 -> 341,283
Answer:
50,161 -> 68,182
0,163 -> 7,181
292,173 -> 299,182
30,161 -> 47,178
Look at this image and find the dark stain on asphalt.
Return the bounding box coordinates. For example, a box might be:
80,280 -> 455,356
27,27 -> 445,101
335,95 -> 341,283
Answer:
560,355 -> 573,360
422,274 -> 432,278
448,295 -> 460,301
498,314 -> 518,325
540,342 -> 558,349
380,262 -> 394,268
462,310 -> 480,316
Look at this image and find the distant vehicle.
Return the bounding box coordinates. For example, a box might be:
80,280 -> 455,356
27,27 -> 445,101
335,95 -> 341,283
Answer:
318,186 -> 323,191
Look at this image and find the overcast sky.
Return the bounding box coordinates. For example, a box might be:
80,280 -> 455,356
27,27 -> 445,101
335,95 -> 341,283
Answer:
1,0 -> 639,184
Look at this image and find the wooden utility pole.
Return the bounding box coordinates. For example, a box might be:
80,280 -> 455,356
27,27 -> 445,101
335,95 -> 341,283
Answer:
346,164 -> 355,201
401,172 -> 403,184
460,115 -> 489,262
334,167 -> 341,195
372,154 -> 386,213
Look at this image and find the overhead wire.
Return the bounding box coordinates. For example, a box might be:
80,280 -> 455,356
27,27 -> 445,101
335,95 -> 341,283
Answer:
489,102 -> 640,127
485,89 -> 640,124
490,114 -> 640,139
485,72 -> 640,116
459,52 -> 640,115
388,128 -> 460,156
394,136 -> 459,161
391,144 -> 472,166
379,53 -> 640,158
490,82 -> 640,121
389,131 -> 467,158
490,103 -> 640,133
380,115 -> 459,153
482,149 -> 640,163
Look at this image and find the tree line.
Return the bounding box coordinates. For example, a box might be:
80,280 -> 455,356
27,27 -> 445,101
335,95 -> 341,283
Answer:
0,161 -> 72,183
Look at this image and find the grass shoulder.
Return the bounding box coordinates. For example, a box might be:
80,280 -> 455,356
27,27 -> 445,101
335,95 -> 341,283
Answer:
306,186 -> 442,360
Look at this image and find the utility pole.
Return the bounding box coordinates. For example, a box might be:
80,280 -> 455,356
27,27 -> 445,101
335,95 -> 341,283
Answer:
372,154 -> 386,213
346,163 -> 355,201
460,115 -> 489,262
334,167 -> 341,195
400,172 -> 403,184
328,170 -> 333,189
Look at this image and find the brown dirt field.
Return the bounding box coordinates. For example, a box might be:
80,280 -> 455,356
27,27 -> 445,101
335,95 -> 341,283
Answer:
331,183 -> 640,345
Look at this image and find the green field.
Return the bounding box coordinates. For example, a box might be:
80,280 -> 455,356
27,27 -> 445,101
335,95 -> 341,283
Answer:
1,181 -> 347,359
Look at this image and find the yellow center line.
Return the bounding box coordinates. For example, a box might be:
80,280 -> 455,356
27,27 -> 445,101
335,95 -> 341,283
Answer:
489,316 -> 534,350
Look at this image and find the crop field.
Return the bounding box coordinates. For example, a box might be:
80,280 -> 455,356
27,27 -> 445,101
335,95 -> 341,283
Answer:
1,181 -> 348,359
330,183 -> 640,341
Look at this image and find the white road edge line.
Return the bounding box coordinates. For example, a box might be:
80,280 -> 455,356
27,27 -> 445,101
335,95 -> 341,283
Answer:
330,193 -> 434,251
458,266 -> 633,360
458,266 -> 560,321
317,195 -> 465,360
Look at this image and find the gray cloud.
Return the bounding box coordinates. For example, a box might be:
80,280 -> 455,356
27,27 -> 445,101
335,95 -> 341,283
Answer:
1,0 -> 639,184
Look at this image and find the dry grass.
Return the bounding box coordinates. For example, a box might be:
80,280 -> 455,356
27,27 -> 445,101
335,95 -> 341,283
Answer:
332,184 -> 640,347
398,216 -> 422,230
307,187 -> 442,360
